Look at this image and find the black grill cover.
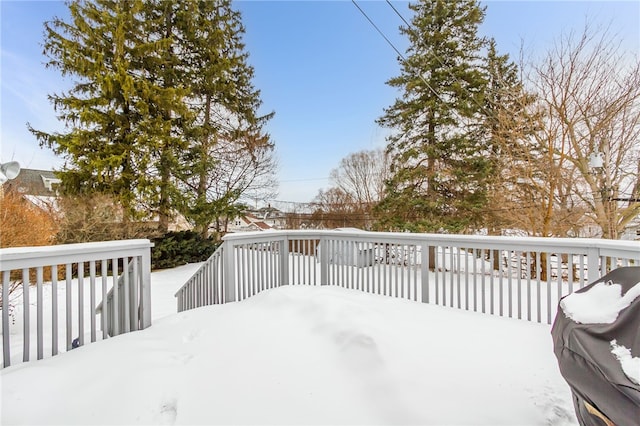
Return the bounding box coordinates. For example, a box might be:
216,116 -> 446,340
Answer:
551,267 -> 640,425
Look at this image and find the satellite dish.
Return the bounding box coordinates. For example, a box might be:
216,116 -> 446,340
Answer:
0,161 -> 21,184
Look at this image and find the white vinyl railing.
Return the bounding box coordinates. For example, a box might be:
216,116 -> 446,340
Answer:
0,239 -> 153,368
175,230 -> 639,324
175,244 -> 224,312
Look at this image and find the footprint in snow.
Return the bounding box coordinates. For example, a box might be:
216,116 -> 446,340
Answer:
159,398 -> 178,425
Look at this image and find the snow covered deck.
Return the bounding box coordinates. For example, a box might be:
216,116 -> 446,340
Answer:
1,231 -> 638,424
2,268 -> 578,425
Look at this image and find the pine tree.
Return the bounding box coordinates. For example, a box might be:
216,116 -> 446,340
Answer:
375,0 -> 491,233
171,0 -> 275,237
480,39 -> 540,235
30,0 -> 274,237
30,0 -> 187,225
137,0 -> 192,233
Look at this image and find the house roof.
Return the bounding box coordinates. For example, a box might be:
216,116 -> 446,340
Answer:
4,168 -> 60,196
253,221 -> 271,230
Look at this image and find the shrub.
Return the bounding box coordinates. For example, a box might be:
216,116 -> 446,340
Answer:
0,189 -> 59,311
0,190 -> 58,248
151,230 -> 219,270
55,194 -> 161,244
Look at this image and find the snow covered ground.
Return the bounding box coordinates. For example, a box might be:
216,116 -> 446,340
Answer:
1,263 -> 578,425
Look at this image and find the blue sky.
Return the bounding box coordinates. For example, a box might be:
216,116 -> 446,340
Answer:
1,1 -> 639,206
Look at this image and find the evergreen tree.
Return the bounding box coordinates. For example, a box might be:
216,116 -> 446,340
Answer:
375,0 -> 491,233
30,0 -> 188,225
138,0 -> 192,233
171,0 -> 275,237
480,39 -> 540,235
30,0 -> 274,236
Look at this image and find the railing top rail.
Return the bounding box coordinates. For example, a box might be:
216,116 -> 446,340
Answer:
0,239 -> 154,271
173,244 -> 224,298
222,229 -> 638,254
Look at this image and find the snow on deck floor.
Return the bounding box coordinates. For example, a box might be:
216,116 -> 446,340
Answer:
2,270 -> 577,425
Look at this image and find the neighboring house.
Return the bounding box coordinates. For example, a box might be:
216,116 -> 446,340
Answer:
247,206 -> 287,229
3,168 -> 61,214
572,214 -> 640,241
2,168 -> 190,232
227,213 -> 273,233
4,168 -> 61,196
620,215 -> 640,241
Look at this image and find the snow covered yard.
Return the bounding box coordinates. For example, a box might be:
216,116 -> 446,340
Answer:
1,263 -> 578,425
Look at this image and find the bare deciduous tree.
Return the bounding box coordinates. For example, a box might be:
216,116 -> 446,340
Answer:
311,187 -> 363,229
528,24 -> 640,238
313,148 -> 389,230
329,148 -> 389,206
176,125 -> 278,238
491,24 -> 639,238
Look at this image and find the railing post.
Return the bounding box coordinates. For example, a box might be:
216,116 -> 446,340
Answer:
320,236 -> 329,285
140,249 -> 152,329
280,237 -> 289,286
587,246 -> 600,283
223,241 -> 236,303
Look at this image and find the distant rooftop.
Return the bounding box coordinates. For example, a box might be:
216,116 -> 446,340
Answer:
3,168 -> 61,196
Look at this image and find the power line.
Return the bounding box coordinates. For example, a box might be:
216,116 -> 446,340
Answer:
351,0 -> 406,62
351,0 -> 443,103
383,0 -> 495,123
385,0 -> 411,29
279,177 -> 329,183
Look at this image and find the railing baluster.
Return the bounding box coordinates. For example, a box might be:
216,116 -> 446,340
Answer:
52,265 -> 58,355
481,249 -> 486,314
556,253 -> 563,310
340,240 -> 346,288
499,252 -> 504,317
516,251 -> 522,320
352,241 -> 356,290
526,253 -> 531,322
66,263 -> 72,350
272,241 -> 277,289
36,266 -> 44,360
3,270 -> 11,367
298,239 -> 302,285
536,252 -> 542,323
472,248 -> 477,312
464,248 -> 469,310
123,258 -> 130,334
78,262 -> 85,346
246,245 -> 252,299
508,250 -> 513,318
111,258 -> 119,337
132,257 -> 139,331
450,246 -> 455,307
489,250 -> 494,315
568,253 -> 574,294
305,239 -> 310,285
546,252 -> 552,325
434,246 -> 439,305
101,260 -> 108,339
413,245 -> 418,301
22,268 -> 30,362
90,261 -> 96,342
444,245 -> 449,304
456,246 -> 461,308
421,243 -> 428,303
394,244 -> 400,297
